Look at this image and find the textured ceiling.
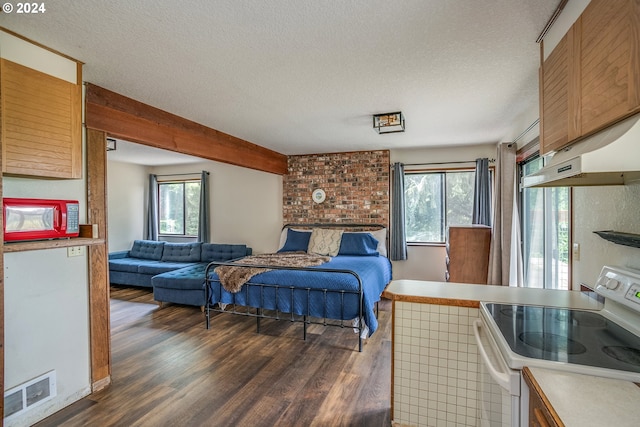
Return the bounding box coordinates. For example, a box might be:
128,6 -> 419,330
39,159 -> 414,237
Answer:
0,0 -> 558,156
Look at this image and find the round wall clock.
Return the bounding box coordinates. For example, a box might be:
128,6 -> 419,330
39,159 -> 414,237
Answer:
312,188 -> 326,204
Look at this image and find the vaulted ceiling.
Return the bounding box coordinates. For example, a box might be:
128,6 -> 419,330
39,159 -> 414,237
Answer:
1,0 -> 558,156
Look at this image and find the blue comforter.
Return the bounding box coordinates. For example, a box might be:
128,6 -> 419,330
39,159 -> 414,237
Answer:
206,255 -> 392,336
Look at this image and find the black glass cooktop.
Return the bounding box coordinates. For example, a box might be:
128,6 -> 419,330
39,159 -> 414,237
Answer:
485,303 -> 640,373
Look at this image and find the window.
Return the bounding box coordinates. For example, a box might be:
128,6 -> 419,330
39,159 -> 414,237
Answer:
404,170 -> 476,243
519,155 -> 570,289
158,180 -> 201,236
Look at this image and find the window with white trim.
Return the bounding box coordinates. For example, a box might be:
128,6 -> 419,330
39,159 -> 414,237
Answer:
158,179 -> 201,237
404,170 -> 477,243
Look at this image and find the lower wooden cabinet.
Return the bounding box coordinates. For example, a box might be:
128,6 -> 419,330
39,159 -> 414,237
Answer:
529,392 -> 556,427
523,367 -> 561,427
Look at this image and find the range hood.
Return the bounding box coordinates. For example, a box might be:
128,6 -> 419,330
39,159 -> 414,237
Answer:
523,113 -> 640,187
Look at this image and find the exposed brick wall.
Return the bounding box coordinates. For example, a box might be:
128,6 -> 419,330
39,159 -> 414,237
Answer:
283,150 -> 390,226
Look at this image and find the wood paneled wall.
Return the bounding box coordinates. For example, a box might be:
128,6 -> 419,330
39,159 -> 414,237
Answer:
1,59 -> 82,178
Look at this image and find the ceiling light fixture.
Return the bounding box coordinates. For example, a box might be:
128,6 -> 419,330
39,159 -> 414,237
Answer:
373,112 -> 405,134
106,137 -> 117,151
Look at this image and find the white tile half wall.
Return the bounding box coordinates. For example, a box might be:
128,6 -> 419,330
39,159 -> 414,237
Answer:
393,301 -> 480,427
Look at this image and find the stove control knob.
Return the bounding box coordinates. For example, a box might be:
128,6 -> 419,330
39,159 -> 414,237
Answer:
606,278 -> 620,290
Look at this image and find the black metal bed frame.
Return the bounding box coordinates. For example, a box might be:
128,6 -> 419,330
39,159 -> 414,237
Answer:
204,223 -> 388,352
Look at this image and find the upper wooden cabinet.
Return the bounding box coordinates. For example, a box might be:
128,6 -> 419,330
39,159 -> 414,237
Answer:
540,31 -> 576,153
540,0 -> 640,154
579,0 -> 640,135
1,59 -> 82,178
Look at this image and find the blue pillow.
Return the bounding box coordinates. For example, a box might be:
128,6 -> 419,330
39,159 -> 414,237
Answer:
338,233 -> 379,256
161,242 -> 202,262
278,229 -> 311,252
130,240 -> 165,260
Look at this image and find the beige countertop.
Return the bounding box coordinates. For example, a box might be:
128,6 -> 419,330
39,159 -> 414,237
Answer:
384,280 -> 603,310
527,366 -> 640,427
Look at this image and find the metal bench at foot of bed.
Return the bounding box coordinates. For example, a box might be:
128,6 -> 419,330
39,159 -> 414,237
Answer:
204,277 -> 366,352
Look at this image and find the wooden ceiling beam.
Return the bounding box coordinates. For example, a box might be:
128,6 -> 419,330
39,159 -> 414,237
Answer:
85,83 -> 288,175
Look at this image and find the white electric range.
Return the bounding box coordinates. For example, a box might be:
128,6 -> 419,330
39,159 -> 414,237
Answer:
474,265 -> 640,426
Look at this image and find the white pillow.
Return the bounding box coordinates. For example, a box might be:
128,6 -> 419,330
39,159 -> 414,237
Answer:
307,228 -> 344,257
367,228 -> 387,257
349,229 -> 387,257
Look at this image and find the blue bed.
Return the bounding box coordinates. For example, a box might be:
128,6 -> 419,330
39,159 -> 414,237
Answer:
204,224 -> 392,351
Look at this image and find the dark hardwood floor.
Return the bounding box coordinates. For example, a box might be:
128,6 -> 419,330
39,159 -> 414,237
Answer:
35,286 -> 392,427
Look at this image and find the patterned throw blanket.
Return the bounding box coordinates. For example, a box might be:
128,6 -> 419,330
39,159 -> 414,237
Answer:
214,252 -> 331,293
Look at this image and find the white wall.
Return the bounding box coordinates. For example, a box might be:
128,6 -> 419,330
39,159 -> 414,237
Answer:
0,31 -> 76,83
107,158 -> 283,255
542,0 -> 590,60
106,161 -> 150,252
200,161 -> 282,253
572,183 -> 640,288
4,251 -> 90,426
390,143 -> 496,281
503,103 -> 540,150
2,31 -> 91,427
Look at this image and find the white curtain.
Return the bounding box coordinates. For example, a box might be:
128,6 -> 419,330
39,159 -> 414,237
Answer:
488,143 -> 524,286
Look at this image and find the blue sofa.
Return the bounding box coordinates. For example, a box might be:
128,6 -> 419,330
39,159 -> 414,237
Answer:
109,240 -> 251,307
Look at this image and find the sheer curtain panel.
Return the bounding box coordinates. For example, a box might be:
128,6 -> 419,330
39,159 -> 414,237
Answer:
488,144 -> 523,286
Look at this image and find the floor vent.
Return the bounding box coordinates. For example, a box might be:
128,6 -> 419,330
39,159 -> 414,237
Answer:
4,371 -> 56,420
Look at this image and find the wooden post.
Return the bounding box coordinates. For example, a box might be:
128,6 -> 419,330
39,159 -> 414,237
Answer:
86,128 -> 112,391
